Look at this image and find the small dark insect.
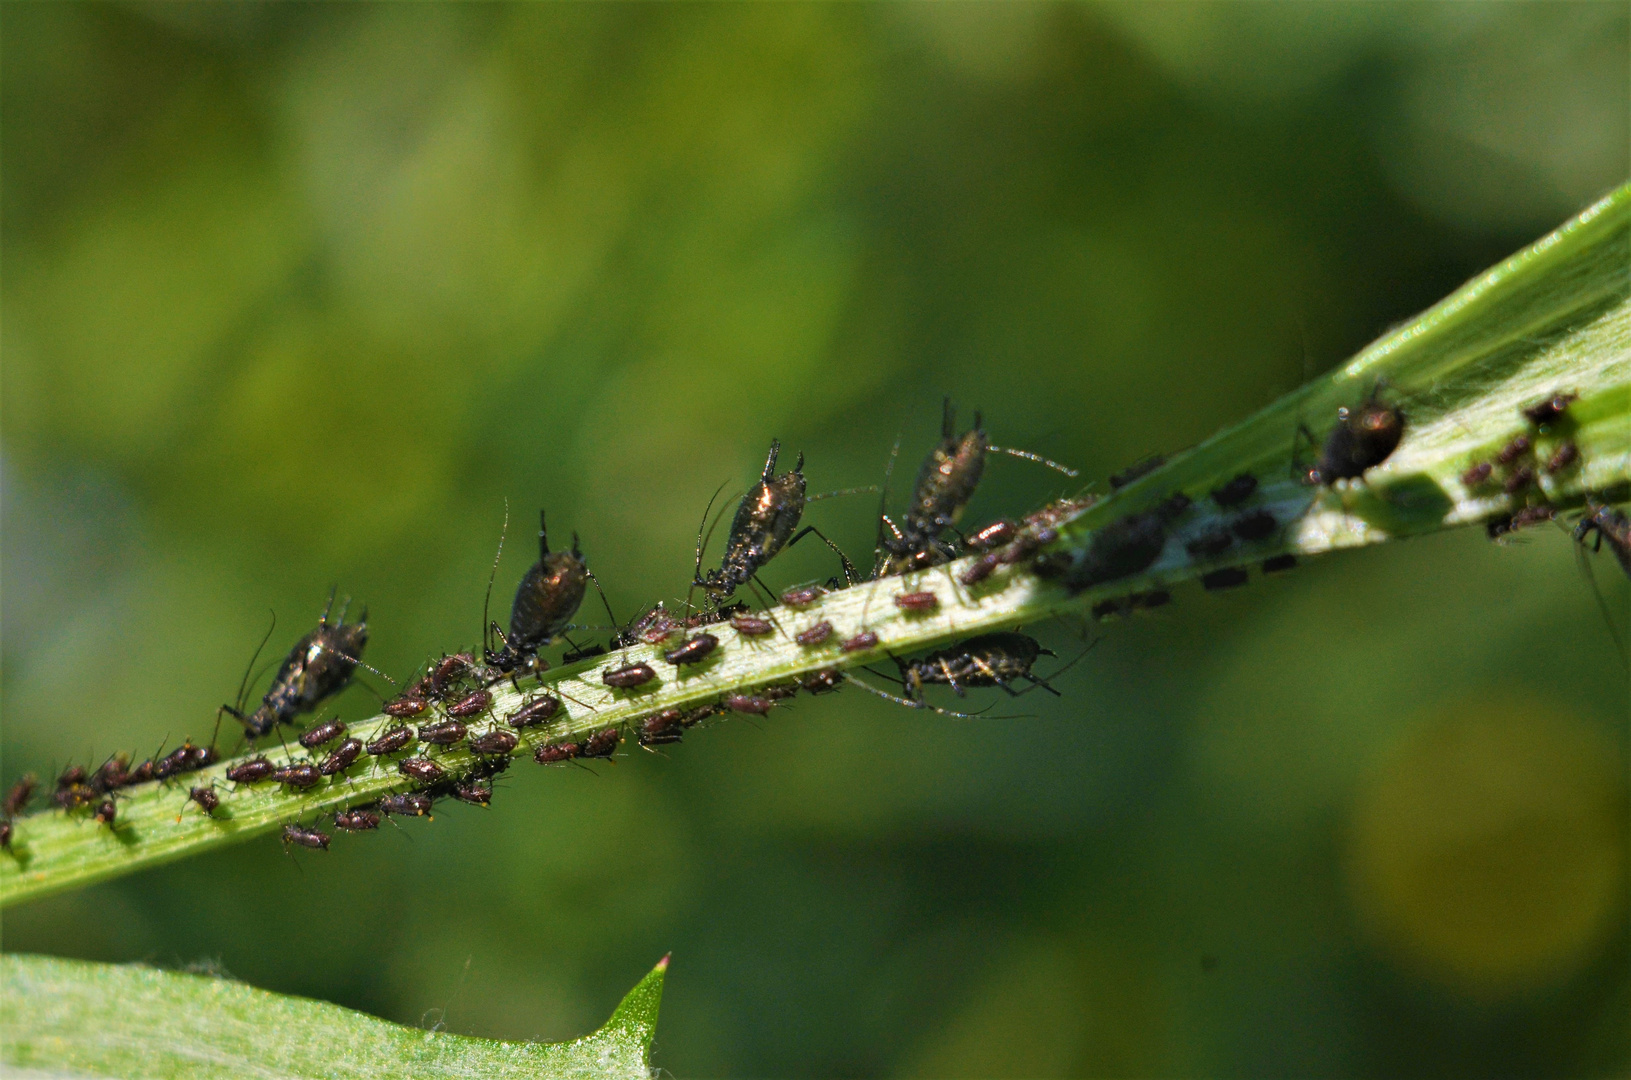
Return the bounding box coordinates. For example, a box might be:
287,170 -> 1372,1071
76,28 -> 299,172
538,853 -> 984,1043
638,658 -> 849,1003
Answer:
334,808 -> 380,831
996,531 -> 1044,566
967,520 -> 1019,552
1185,528 -> 1234,559
223,597 -> 369,740
282,824 -> 330,851
88,754 -> 129,793
781,584 -> 825,607
126,760 -> 155,785
1486,514 -> 1514,540
4,776 -> 38,818
800,669 -> 844,695
451,780 -> 494,806
189,786 -> 221,814
894,591 -> 939,613
1210,474 -> 1258,507
1201,567 -> 1250,591
1495,435 -> 1531,465
53,783 -> 96,811
1064,497 -> 1187,593
841,630 -> 880,653
560,642 -> 608,664
1,821 -> 12,848
366,725 -> 415,756
298,719 -> 346,750
226,757 -> 276,784
418,719 -> 468,746
154,742 -> 217,780
698,440 -> 845,601
1230,509 -> 1277,542
380,792 -> 434,817
318,739 -> 363,776
1091,598 -> 1122,620
580,729 -> 620,759
486,510 -> 593,676
664,633 -> 719,666
535,742 -> 580,765
725,694 -> 775,716
731,612 -> 775,636
1261,554 -> 1298,573
1521,391 -> 1577,426
469,730 -> 519,756
1109,455 -> 1165,490
506,695 -> 561,729
615,603 -> 682,648
1545,441 -> 1579,474
795,620 -> 834,646
899,632 -> 1058,699
57,765 -> 88,789
398,758 -> 446,785
1510,505 -> 1556,530
188,744 -> 218,770
1575,500 -> 1631,578
764,683 -> 800,702
639,710 -> 687,747
384,696 -> 429,719
273,763 -> 322,790
875,400 -> 988,576
603,662 -> 657,689
1461,462 -> 1494,487
958,552 -> 1002,585
430,653 -> 476,697
92,799 -> 118,826
1503,466 -> 1536,495
445,690 -> 493,719
1300,387 -> 1405,485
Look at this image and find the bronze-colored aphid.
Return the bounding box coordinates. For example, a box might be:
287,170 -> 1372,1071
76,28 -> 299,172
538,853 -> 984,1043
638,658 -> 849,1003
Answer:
485,511 -> 594,678
298,720 -> 346,750
698,441 -> 852,600
222,598 -> 369,741
1576,500 -> 1631,578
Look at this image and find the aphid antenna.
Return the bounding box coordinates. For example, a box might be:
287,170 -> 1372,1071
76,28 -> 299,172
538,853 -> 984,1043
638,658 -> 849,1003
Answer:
584,564 -> 620,635
481,501 -> 510,660
322,646 -> 399,692
686,480 -> 734,617
1567,520 -> 1629,669
214,611 -> 280,747
841,671 -> 990,719
783,525 -> 862,585
872,434 -> 903,565
807,484 -> 883,502
987,445 -> 1081,478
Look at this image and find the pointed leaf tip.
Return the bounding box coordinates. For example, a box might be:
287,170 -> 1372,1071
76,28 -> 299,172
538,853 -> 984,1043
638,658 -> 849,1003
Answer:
657,953 -> 671,971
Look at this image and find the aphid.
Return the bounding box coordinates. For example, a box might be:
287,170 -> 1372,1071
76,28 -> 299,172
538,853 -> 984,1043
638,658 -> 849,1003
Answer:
612,604 -> 682,648
398,758 -> 446,785
383,696 -> 429,719
664,633 -> 719,666
1300,387 -> 1405,485
894,591 -> 939,613
57,765 -> 87,789
1522,391 -> 1577,426
725,694 -> 775,716
1210,474 -> 1258,507
781,584 -> 825,607
188,786 -> 221,815
800,669 -> 844,694
469,730 -> 519,756
958,551 -> 1003,585
379,792 -> 434,817
1495,435 -> 1531,465
485,510 -> 597,677
560,642 -> 608,664
763,682 -> 801,702
282,824 -> 330,851
580,729 -> 620,760
53,783 -> 96,811
603,662 -> 658,689
94,799 -> 118,826
273,763 -> 322,790
1461,462 -> 1494,487
318,739 -> 363,776
333,808 -> 380,831
898,632 -> 1059,699
430,653 -> 476,697
125,759 -> 156,786
154,742 -> 215,780
451,780 -> 494,806
1185,528 -> 1233,559
639,710 -> 687,747
1511,505 -> 1556,529
1545,441 -> 1579,474
1261,554 -> 1298,573
417,719 -> 468,746
222,597 -> 369,740
88,754 -> 129,793
1486,514 -> 1514,540
967,520 -> 1019,552
1091,598 -> 1123,620
506,695 -> 561,729
1201,567 -> 1249,591
1230,509 -> 1277,542
226,757 -> 276,784
534,742 -> 580,765
1109,456 -> 1165,489
1502,466 -> 1536,495
996,532 -> 1045,566
841,630 -> 880,653
732,612 -> 775,636
4,776 -> 38,818
795,620 -> 833,646
1575,501 -> 1631,577
1063,496 -> 1187,593
366,725 -> 415,756
298,719 -> 346,750
875,400 -> 987,576
445,690 -> 493,719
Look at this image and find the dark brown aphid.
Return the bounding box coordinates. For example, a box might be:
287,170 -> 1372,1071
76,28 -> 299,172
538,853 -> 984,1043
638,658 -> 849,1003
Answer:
1230,509 -> 1277,542
398,758 -> 446,785
366,725 -> 415,756
451,780 -> 494,806
57,765 -> 88,789
1461,462 -> 1494,487
795,620 -> 833,646
93,799 -> 118,826
535,742 -> 580,765
1201,567 -> 1249,591
1063,497 -> 1187,593
154,742 -> 216,780
1495,435 -> 1531,465
781,584 -> 825,607
725,694 -> 775,716
894,591 -> 939,613
580,729 -> 620,760
486,510 -> 592,677
610,604 -> 681,649
841,630 -> 880,653
334,808 -> 380,831
417,719 -> 468,746
664,633 -> 719,666
603,662 -> 657,689
899,632 -> 1058,699
1185,528 -> 1233,559
1301,387 -> 1405,485
1502,466 -> 1536,495
273,763 -> 322,790
88,754 -> 129,793
1511,505 -> 1556,529
1545,441 -> 1579,474
639,709 -> 687,747
126,759 -> 155,786
4,776 -> 38,818
469,730 -> 519,756
801,669 -> 844,695
189,786 -> 221,815
223,597 -> 369,740
698,440 -> 841,601
430,653 -> 476,697
996,531 -> 1044,566
380,792 -> 434,817
1210,474 -> 1258,507
731,612 -> 775,636
506,695 -> 561,729
298,719 -> 346,749
1522,391 -> 1577,426
1575,500 -> 1631,578
1261,554 -> 1298,573
53,783 -> 96,811
384,696 -> 429,718
445,690 -> 493,719
282,824 -> 330,851
763,683 -> 801,702
967,520 -> 1019,552
1109,455 -> 1165,490
226,757 -> 276,784
318,739 -> 363,776
958,552 -> 1002,585
877,400 -> 987,576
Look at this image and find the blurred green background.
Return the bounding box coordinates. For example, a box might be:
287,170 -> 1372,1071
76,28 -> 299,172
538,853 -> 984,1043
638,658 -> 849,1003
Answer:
3,4 -> 1628,1076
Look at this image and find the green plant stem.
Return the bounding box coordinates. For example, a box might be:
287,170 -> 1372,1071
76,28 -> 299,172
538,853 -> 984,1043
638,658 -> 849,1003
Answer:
4,184 -> 1627,910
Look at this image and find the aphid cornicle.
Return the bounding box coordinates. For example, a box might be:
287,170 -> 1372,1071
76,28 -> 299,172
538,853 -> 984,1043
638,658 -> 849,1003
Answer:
222,597 -> 369,741
1300,387 -> 1405,485
485,511 -> 591,677
898,633 -> 1059,700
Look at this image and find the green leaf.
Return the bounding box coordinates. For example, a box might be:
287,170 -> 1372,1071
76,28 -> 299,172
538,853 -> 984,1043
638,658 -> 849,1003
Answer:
0,952 -> 667,1079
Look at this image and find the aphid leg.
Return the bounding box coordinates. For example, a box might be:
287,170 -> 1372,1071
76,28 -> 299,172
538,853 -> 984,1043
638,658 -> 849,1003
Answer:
987,445 -> 1080,478
783,525 -> 861,585
687,481 -> 734,616
481,502 -> 510,661
842,672 -> 988,719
